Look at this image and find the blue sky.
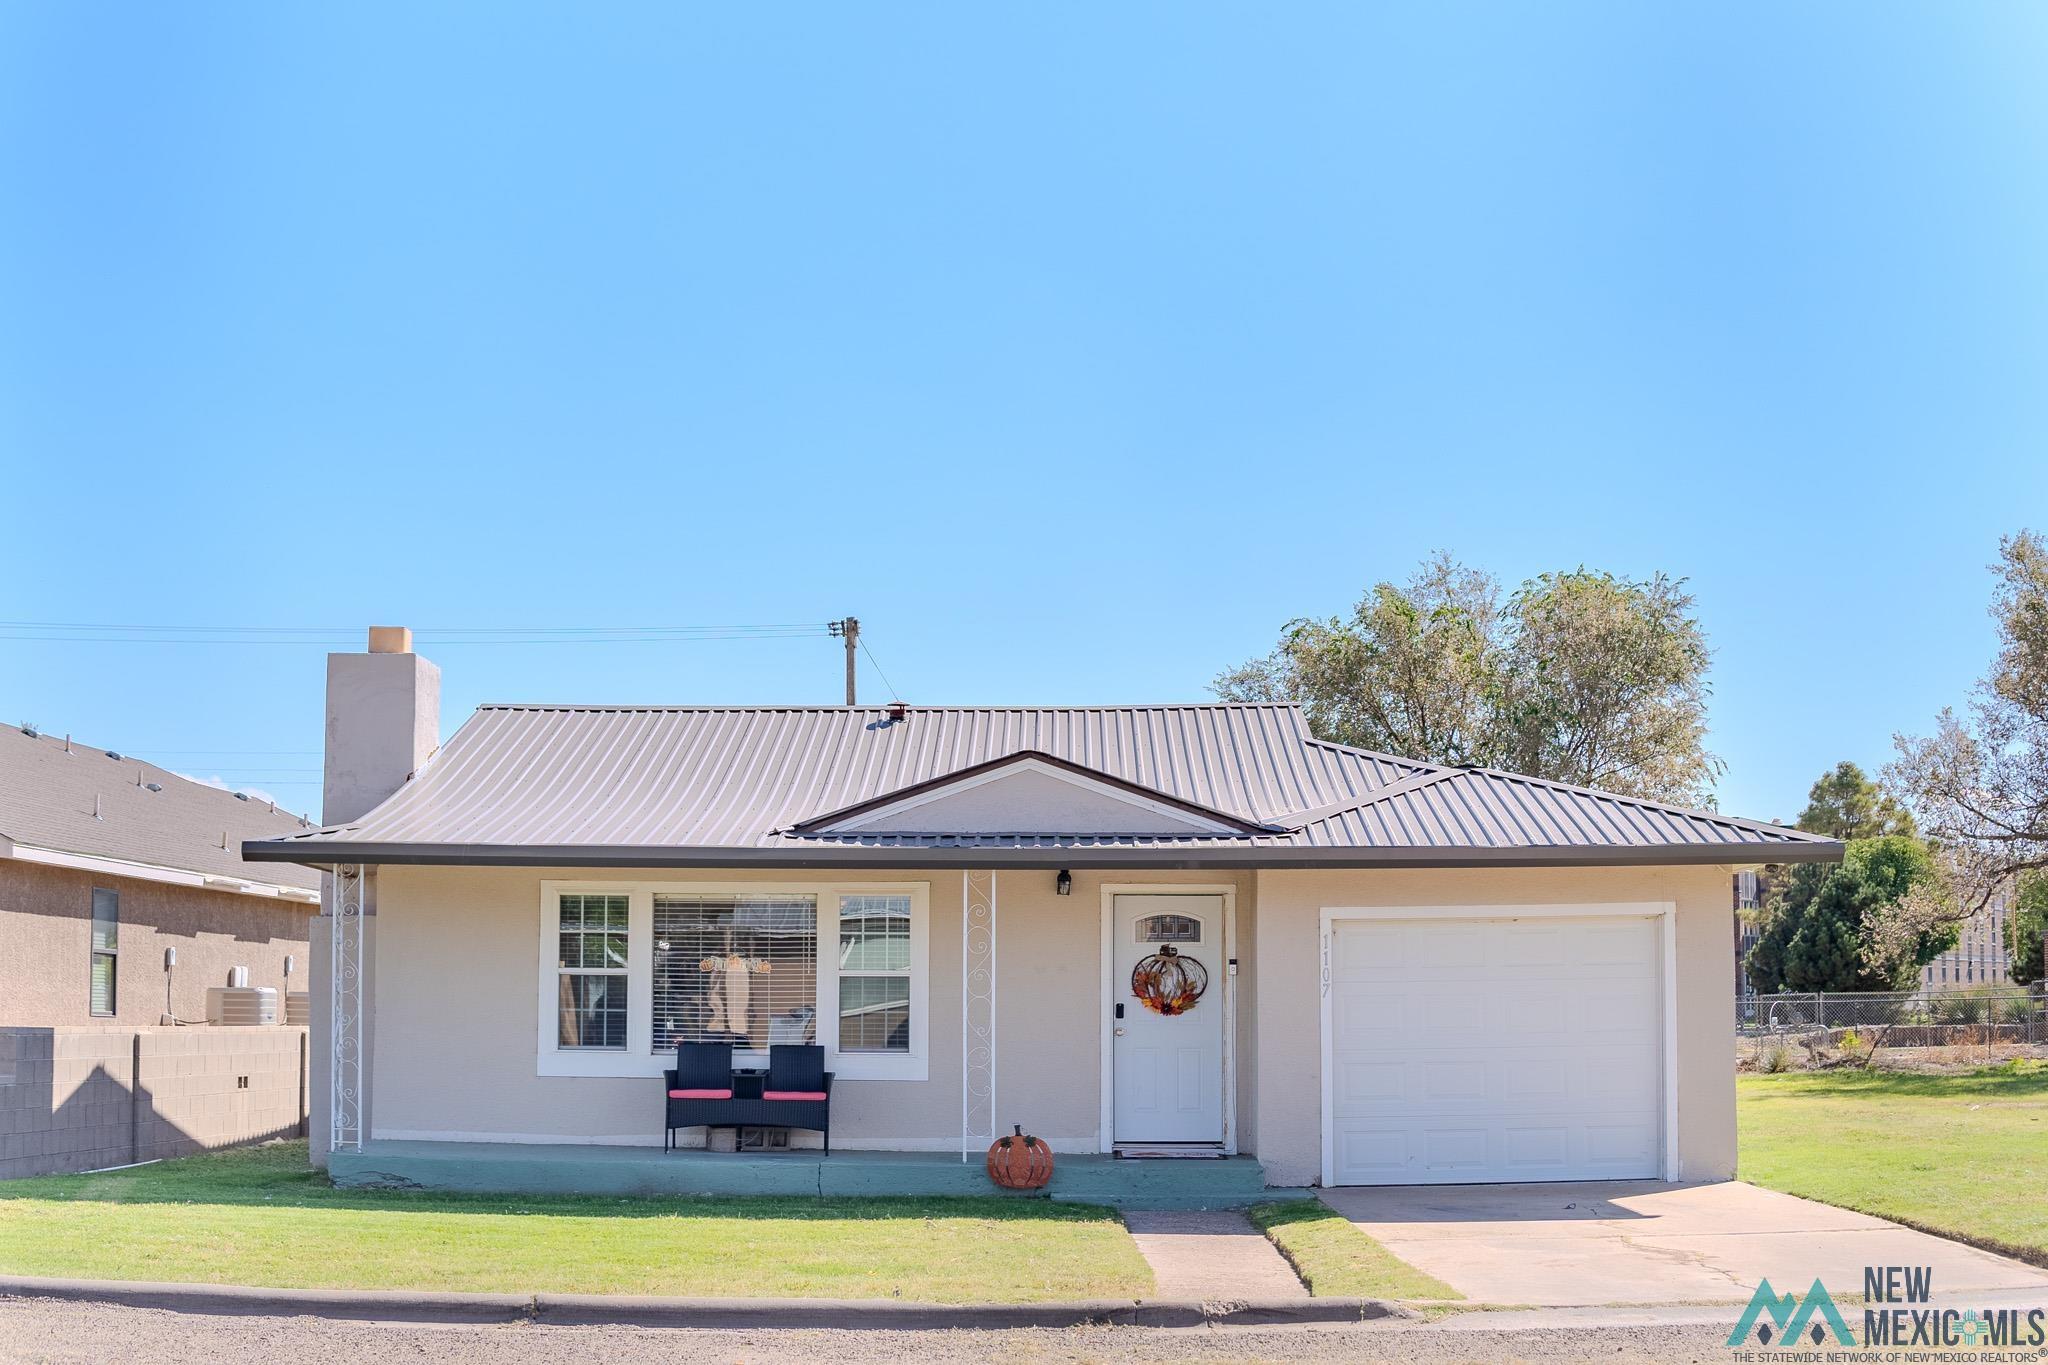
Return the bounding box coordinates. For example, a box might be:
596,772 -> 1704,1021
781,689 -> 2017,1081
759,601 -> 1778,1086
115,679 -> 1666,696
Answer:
3,3 -> 2044,824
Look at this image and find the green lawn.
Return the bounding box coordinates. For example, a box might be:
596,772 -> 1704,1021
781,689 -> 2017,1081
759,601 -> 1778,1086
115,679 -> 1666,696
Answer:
1738,1060 -> 2048,1264
0,1141 -> 1153,1302
1250,1200 -> 1461,1300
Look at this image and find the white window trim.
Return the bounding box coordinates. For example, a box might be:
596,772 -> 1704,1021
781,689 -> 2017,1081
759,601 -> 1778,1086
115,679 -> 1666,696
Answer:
536,880 -> 930,1082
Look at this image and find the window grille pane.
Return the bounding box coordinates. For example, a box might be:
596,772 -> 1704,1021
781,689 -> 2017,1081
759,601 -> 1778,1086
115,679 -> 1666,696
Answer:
91,888 -> 119,953
90,952 -> 117,1017
840,895 -> 911,972
839,974 -> 910,1051
557,973 -> 627,1049
557,895 -> 629,970
652,894 -> 817,1053
1135,913 -> 1202,944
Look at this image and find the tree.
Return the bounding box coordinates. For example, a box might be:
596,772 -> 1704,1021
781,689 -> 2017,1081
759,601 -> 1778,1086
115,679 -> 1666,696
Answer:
2012,871 -> 2047,989
1216,554 -> 1722,806
1213,553 -> 1500,767
1796,762 -> 1916,840
1888,530 -> 2048,983
1743,837 -> 1952,993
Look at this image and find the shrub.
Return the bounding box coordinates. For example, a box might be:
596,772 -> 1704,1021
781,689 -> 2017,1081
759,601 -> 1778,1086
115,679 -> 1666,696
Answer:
1759,1040 -> 1794,1074
1837,1028 -> 1865,1059
1929,985 -> 2021,1025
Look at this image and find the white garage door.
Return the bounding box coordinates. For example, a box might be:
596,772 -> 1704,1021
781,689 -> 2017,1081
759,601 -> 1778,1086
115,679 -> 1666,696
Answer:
1325,914 -> 1665,1186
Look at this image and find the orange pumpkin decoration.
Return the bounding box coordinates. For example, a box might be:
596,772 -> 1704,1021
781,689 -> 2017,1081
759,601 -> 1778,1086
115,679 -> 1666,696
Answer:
986,1125 -> 1055,1190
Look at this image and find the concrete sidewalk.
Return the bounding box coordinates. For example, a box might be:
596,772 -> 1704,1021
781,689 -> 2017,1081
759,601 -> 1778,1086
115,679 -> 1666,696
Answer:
1320,1180 -> 2048,1307
1121,1210 -> 1307,1301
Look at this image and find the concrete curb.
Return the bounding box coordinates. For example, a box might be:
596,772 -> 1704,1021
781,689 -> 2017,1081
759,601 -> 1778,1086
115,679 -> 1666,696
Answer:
0,1275 -> 1410,1329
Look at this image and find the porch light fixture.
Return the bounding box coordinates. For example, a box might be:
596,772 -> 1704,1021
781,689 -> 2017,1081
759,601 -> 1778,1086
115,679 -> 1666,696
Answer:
1055,869 -> 1072,896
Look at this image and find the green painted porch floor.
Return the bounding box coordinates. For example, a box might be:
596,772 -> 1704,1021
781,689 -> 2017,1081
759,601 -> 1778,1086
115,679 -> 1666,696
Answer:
332,1140 -> 1277,1209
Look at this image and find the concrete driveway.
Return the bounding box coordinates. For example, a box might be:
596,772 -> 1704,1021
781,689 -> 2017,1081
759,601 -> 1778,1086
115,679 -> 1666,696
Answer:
1319,1180 -> 2048,1307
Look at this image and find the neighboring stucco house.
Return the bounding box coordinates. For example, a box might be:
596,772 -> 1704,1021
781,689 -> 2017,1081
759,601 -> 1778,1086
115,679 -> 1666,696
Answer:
1,724 -> 321,1027
0,724 -> 322,1178
247,631 -> 1840,1195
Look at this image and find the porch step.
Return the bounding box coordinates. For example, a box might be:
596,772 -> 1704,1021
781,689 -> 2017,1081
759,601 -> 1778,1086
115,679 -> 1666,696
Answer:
329,1141 -> 1279,1209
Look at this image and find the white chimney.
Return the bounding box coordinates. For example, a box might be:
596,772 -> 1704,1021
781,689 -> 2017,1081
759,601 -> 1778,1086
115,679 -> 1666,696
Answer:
323,626 -> 441,825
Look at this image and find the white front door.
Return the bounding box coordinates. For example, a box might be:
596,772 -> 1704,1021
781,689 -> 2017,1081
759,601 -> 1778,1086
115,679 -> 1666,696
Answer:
1112,893 -> 1225,1144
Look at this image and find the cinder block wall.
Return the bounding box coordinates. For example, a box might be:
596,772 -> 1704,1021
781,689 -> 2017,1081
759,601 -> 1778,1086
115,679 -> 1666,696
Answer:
0,1026 -> 307,1179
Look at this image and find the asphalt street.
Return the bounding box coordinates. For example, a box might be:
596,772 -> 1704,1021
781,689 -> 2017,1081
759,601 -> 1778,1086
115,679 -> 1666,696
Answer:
0,1295 -> 1747,1363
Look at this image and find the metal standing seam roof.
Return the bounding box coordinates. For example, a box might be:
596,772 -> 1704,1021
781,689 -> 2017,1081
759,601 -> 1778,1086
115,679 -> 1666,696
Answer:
242,702 -> 1840,869
0,724 -> 323,891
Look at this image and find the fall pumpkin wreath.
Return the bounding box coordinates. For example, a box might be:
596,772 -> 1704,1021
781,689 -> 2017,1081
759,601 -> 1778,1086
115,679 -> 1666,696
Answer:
1129,944 -> 1209,1016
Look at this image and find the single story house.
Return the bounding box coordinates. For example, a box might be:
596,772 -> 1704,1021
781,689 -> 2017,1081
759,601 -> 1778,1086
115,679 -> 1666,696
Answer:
246,630 -> 1839,1197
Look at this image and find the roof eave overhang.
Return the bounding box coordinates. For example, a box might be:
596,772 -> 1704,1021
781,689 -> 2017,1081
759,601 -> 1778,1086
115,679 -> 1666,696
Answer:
243,838 -> 1844,872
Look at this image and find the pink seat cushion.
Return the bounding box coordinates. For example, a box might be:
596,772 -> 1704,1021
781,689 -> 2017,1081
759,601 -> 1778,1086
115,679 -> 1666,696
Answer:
763,1089 -> 828,1102
668,1088 -> 733,1100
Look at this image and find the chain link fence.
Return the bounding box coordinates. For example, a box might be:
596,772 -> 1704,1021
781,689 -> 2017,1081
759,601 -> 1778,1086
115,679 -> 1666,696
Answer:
1737,986 -> 2046,1062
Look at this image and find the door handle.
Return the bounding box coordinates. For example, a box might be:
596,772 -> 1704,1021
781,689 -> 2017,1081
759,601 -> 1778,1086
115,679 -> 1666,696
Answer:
1114,1027 -> 1126,1036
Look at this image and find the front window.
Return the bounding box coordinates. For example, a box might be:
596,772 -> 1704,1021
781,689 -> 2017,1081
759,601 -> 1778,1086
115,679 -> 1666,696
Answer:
651,894 -> 818,1051
838,894 -> 911,1052
540,881 -> 926,1081
556,893 -> 628,1048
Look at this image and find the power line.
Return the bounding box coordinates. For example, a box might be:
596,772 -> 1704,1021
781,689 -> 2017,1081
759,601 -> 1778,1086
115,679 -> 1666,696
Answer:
0,621 -> 829,633
859,635 -> 904,703
0,621 -> 838,646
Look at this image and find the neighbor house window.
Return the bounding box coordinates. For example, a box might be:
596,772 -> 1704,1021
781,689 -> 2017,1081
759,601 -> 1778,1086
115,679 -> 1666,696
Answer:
89,888 -> 118,1017
838,894 -> 911,1052
556,893 -> 629,1048
651,894 -> 818,1051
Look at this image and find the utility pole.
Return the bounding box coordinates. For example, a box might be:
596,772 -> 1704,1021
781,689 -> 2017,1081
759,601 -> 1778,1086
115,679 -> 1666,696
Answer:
828,617 -> 859,705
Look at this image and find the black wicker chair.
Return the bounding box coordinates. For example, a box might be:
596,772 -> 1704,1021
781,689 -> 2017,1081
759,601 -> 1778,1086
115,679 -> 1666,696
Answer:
742,1044 -> 833,1152
662,1042 -> 737,1152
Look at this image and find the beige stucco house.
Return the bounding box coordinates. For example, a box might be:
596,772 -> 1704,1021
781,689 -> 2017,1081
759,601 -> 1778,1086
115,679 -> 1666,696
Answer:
246,632 -> 1839,1199
1,725 -> 321,1028
1,724 -> 321,1178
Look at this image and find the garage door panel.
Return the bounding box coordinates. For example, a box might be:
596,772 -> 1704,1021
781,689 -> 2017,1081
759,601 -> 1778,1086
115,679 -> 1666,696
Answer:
1336,1129 -> 1412,1181
1422,1129 -> 1488,1173
1500,923 -> 1572,967
1500,1126 -> 1571,1168
1582,921 -> 1657,965
1327,994 -> 1409,1047
1332,1060 -> 1405,1114
1421,994 -> 1488,1044
1498,988 -> 1574,1036
1419,1059 -> 1489,1101
1328,914 -> 1664,1186
1501,1058 -> 1571,1103
1414,924 -> 1485,968
1585,1122 -> 1658,1164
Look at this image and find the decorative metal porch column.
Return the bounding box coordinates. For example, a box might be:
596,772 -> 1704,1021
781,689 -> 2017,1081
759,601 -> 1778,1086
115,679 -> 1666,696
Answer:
331,865 -> 366,1154
961,870 -> 996,1161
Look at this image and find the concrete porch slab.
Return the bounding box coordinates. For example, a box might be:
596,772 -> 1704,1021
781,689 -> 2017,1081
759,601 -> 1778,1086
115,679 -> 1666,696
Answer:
330,1140 -> 1274,1209
1318,1180 -> 2048,1307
